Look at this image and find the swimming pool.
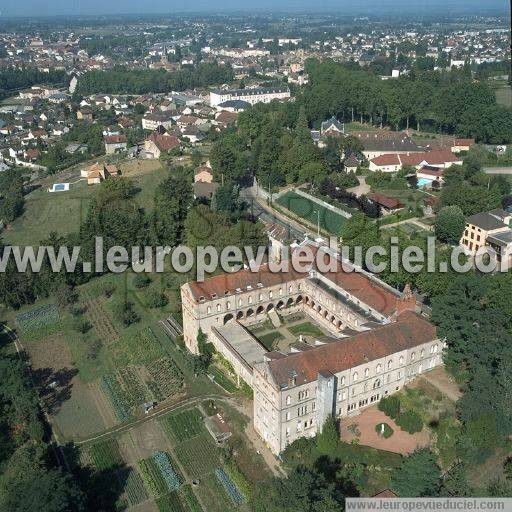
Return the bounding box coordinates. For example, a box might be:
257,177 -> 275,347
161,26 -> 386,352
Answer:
417,178 -> 432,188
48,183 -> 70,193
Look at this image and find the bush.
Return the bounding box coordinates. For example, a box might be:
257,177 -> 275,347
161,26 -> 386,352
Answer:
375,422 -> 394,438
114,300 -> 140,326
146,291 -> 168,308
396,410 -> 424,434
378,395 -> 401,419
101,282 -> 116,298
133,274 -> 151,289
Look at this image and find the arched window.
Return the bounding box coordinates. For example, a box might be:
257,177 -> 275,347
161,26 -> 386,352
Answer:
286,411 -> 291,421
340,376 -> 345,386
364,368 -> 369,378
388,360 -> 392,370
399,355 -> 404,365
286,395 -> 291,405
259,293 -> 263,301
411,352 -> 415,361
373,379 -> 381,389
353,372 -> 358,382
376,363 -> 382,373
226,301 -> 231,310
421,349 -> 425,358
433,344 -> 438,353
207,306 -> 211,314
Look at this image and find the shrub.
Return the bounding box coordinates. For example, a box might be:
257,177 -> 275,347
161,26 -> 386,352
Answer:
375,422 -> 394,438
396,410 -> 424,434
147,291 -> 168,309
133,274 -> 151,289
378,395 -> 401,419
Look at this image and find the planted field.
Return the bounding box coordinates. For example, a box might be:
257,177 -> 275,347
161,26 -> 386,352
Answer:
146,357 -> 184,400
138,457 -> 169,497
117,366 -> 152,406
152,451 -> 182,492
87,439 -> 124,471
100,373 -> 132,422
175,434 -> 221,479
83,294 -> 119,342
195,473 -> 238,512
161,408 -> 205,444
123,468 -> 149,506
16,304 -> 61,340
112,327 -> 165,366
215,467 -> 245,505
276,191 -> 346,235
156,492 -> 186,512
208,366 -> 237,393
180,485 -> 203,512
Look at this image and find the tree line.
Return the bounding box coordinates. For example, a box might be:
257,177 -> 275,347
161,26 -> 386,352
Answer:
76,63 -> 234,95
0,67 -> 67,100
302,58 -> 512,144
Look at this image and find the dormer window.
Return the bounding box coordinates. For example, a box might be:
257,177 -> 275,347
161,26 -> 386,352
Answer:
247,285 -> 252,291
257,282 -> 263,288
211,293 -> 217,299
236,287 -> 242,293
199,296 -> 205,303
224,290 -> 230,296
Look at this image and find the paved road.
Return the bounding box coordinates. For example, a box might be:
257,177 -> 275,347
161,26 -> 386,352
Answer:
484,167 -> 512,175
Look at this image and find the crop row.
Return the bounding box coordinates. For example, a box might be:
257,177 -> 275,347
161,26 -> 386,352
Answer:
152,451 -> 181,492
146,357 -> 184,400
161,408 -> 205,444
16,303 -> 61,340
215,467 -> 245,505
100,374 -> 132,422
124,468 -> 149,506
138,457 -> 168,498
87,439 -> 124,471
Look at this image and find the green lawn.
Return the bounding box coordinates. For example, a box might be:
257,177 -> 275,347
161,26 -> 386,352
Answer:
276,191 -> 347,235
256,331 -> 283,350
287,321 -> 324,338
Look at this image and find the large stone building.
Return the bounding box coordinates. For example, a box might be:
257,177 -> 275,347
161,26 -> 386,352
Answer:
209,86 -> 290,107
180,241 -> 444,455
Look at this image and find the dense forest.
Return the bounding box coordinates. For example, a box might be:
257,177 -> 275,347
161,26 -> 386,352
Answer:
302,58 -> 512,143
0,68 -> 67,100
76,63 -> 234,95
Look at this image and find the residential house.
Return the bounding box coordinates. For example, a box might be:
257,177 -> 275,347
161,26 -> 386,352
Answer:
460,209 -> 512,269
321,117 -> 344,137
369,150 -> 462,173
215,110 -> 238,129
452,138 -> 476,153
353,131 -> 425,160
81,162 -> 120,185
141,112 -> 175,131
344,155 -> 359,173
104,134 -> 127,154
76,107 -> 93,121
143,132 -> 180,159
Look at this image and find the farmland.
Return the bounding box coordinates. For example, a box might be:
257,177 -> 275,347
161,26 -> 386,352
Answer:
16,303 -> 61,341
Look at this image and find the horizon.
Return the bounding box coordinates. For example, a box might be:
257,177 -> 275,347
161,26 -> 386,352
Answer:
1,0 -> 509,18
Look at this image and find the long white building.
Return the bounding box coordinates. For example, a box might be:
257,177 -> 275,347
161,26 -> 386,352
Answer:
209,86 -> 290,107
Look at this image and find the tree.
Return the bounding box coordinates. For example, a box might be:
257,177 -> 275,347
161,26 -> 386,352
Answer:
439,463 -> 474,497
396,410 -> 423,434
391,449 -> 441,497
435,206 -> 465,244
378,395 -> 400,419
316,416 -> 339,455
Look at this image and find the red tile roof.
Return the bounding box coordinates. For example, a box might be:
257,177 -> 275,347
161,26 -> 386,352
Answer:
187,244 -> 400,316
370,154 -> 401,166
371,150 -> 461,168
267,310 -> 436,387
146,132 -> 180,152
104,134 -> 126,144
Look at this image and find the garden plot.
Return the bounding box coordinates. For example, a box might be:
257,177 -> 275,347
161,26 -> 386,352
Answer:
86,438 -> 124,471
174,434 -> 221,479
83,293 -> 120,342
160,408 -> 206,444
138,451 -> 182,498
123,468 -> 149,507
16,303 -> 61,341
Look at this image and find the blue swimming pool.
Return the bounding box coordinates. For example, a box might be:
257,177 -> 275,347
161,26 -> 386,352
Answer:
54,183 -> 66,191
417,178 -> 432,188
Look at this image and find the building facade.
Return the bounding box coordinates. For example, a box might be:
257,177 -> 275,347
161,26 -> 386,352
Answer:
209,87 -> 290,107
180,242 -> 444,455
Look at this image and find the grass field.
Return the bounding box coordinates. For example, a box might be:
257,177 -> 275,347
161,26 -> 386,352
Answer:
160,408 -> 206,444
276,190 -> 347,235
287,321 -> 324,338
3,161 -> 166,247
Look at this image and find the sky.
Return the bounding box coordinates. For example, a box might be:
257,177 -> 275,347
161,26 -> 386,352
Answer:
0,0 -> 508,17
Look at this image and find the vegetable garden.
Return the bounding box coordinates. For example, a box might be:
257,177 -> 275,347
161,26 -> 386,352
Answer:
16,303 -> 61,340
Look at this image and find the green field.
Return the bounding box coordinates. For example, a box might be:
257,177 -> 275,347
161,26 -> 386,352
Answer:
276,191 -> 347,235
287,321 -> 324,338
160,408 -> 206,444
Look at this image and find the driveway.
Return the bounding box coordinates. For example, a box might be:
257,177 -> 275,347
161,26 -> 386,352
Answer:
347,176 -> 370,197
